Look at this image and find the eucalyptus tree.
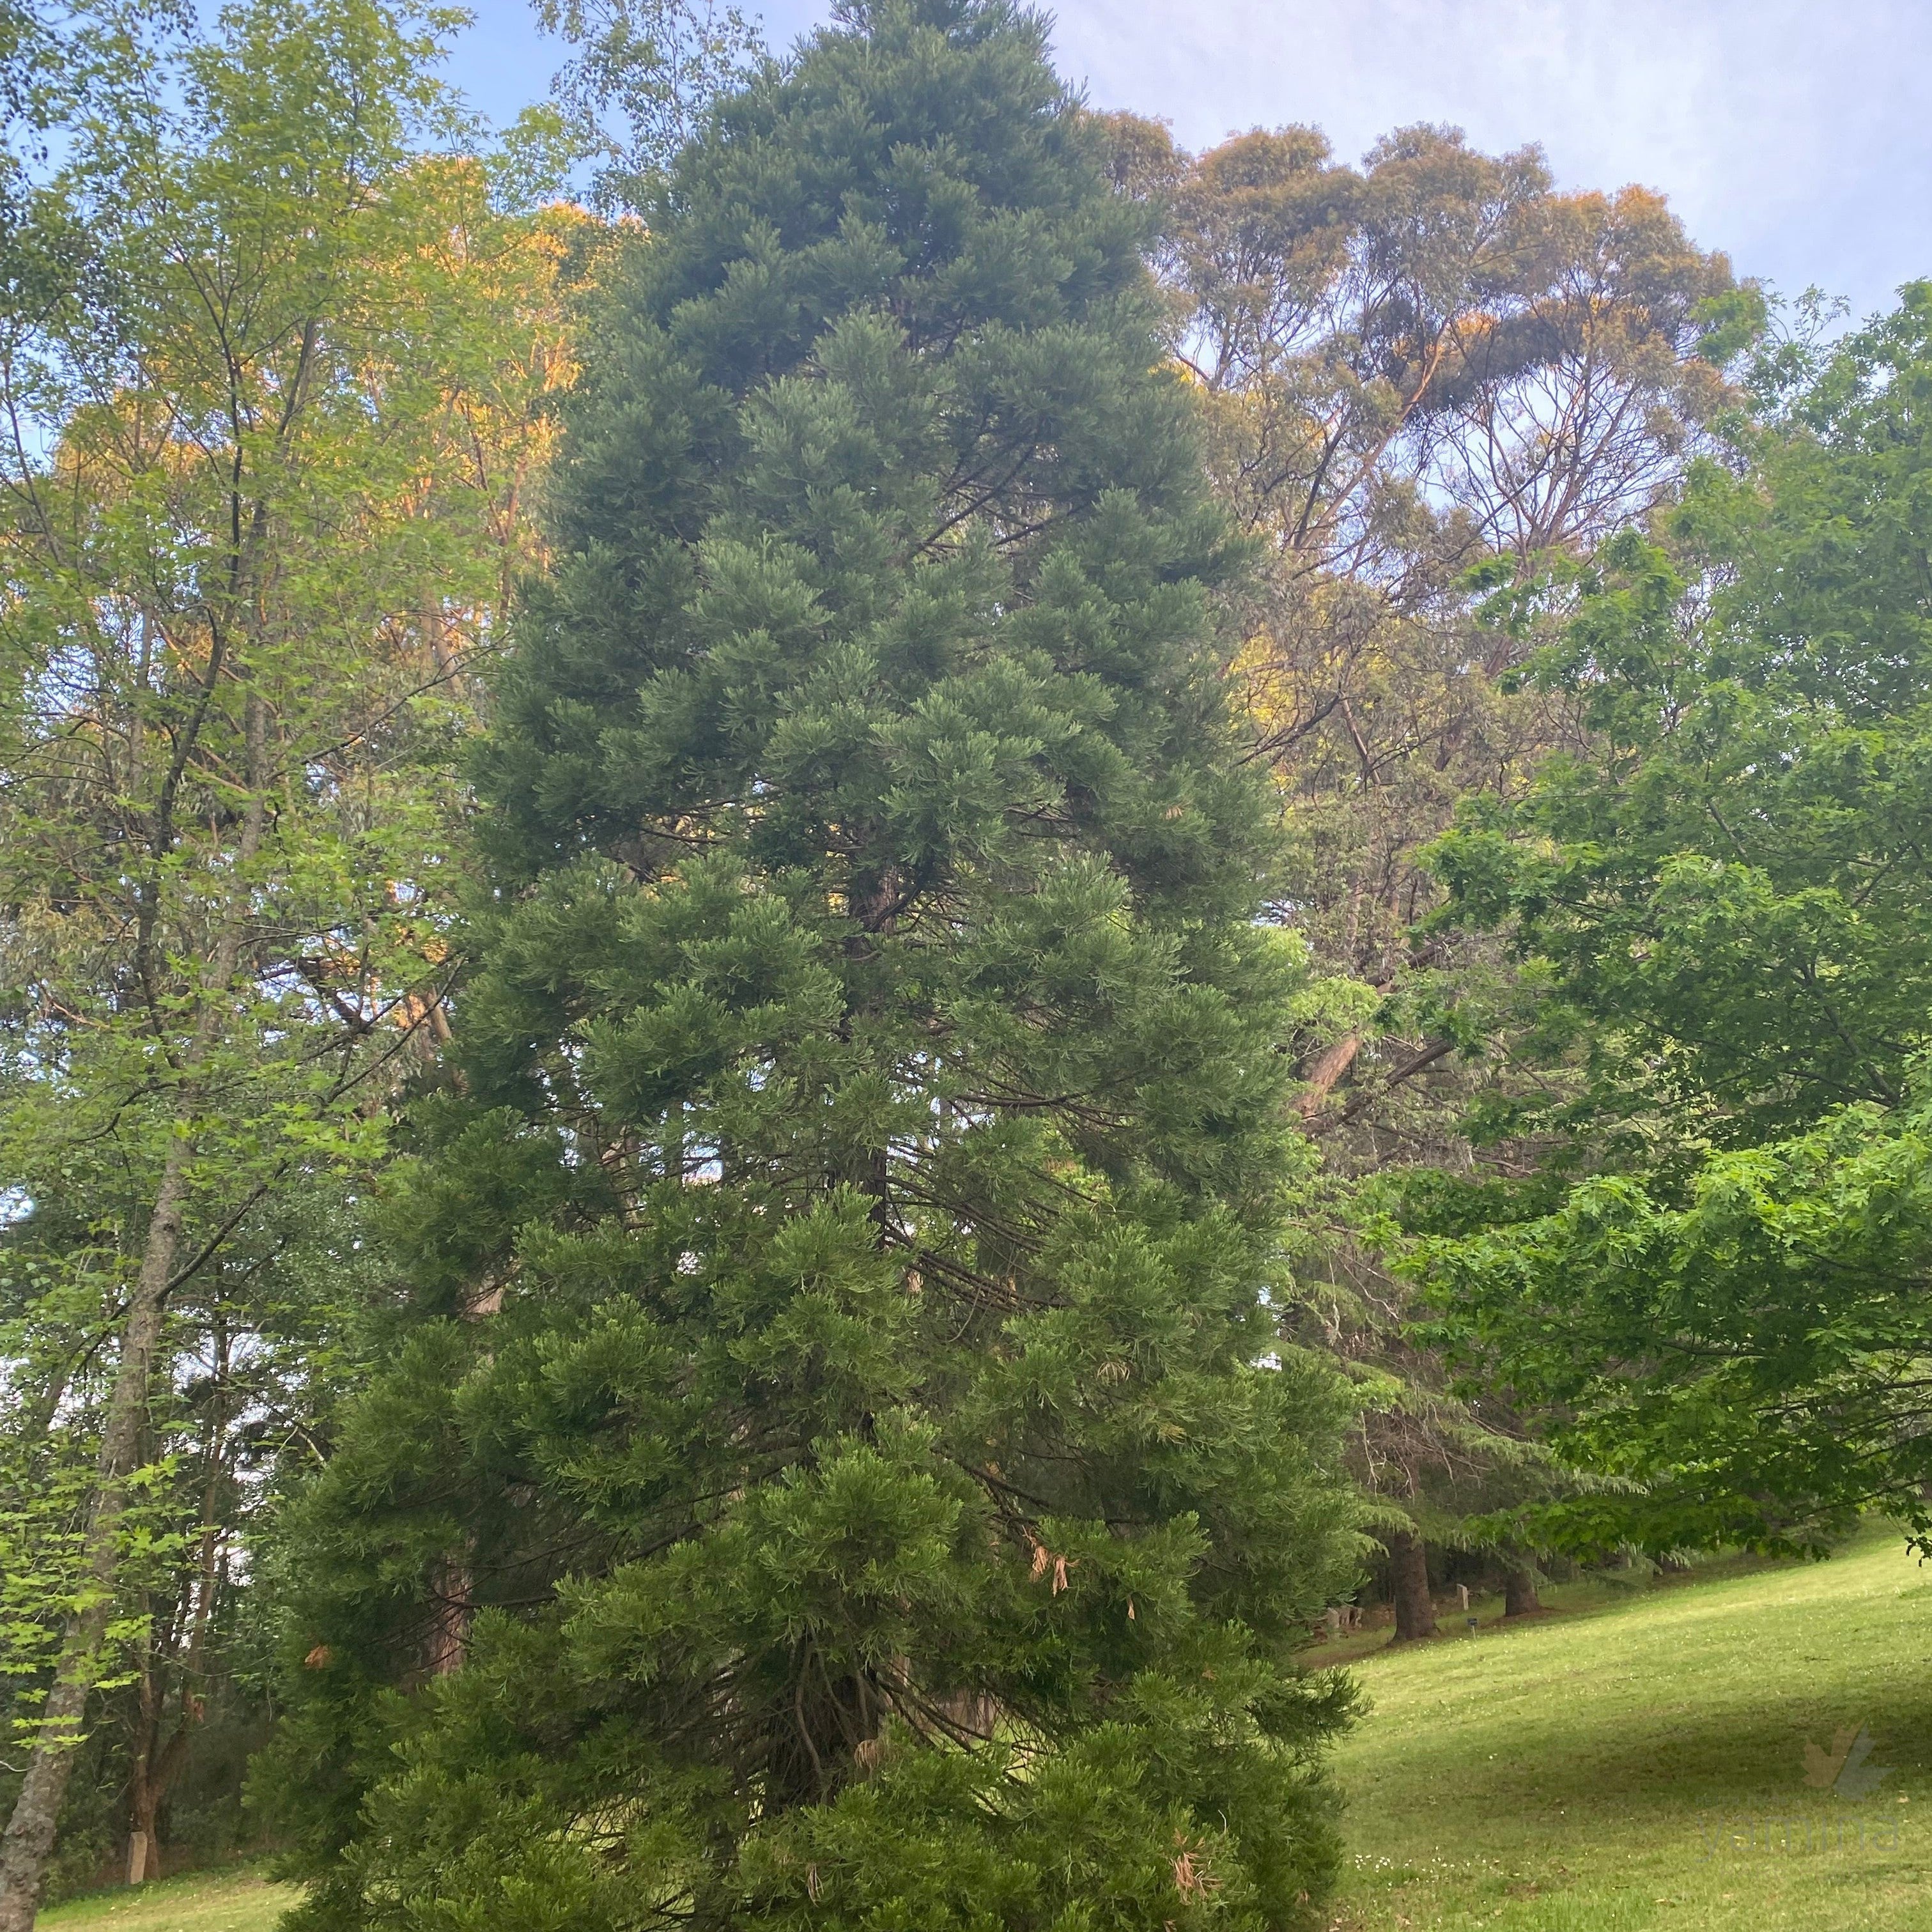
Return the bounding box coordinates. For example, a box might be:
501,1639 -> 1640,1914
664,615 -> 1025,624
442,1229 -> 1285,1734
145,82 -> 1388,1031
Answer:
1102,113 -> 1754,1601
1125,118 -> 1750,1083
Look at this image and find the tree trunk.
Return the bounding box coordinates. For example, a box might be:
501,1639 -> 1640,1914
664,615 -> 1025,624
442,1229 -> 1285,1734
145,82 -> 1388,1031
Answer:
1503,1556 -> 1543,1618
125,1766 -> 164,1885
424,1556 -> 473,1679
127,1649 -> 164,1884
125,1366 -> 225,1888
127,1687 -> 196,1885
127,1787 -> 160,1883
1297,1032 -> 1363,1119
423,1267 -> 496,1680
0,1138 -> 189,1932
1385,1526 -> 1437,1643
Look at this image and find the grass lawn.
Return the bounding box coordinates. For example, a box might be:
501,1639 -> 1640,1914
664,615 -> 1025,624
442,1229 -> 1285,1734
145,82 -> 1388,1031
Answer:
1327,1524 -> 1932,1929
33,1532 -> 1932,1932
39,1869 -> 298,1932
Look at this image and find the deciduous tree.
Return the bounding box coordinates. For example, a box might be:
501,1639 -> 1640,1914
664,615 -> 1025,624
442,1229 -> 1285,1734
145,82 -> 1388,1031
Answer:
1416,286 -> 1932,1551
0,1 -> 576,1913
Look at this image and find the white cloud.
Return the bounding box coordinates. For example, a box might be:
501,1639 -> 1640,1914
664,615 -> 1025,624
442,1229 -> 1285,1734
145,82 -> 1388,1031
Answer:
452,0 -> 1931,314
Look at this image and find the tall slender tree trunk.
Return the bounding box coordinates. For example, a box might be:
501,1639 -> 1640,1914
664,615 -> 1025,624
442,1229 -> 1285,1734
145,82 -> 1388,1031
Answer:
125,1697 -> 193,1885
0,1139 -> 189,1932
124,1339 -> 226,1886
424,1237 -> 495,1679
125,1695 -> 187,1887
1386,1525 -> 1437,1644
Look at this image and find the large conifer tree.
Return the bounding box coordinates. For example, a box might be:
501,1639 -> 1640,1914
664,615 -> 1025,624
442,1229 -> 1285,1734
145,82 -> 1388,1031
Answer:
271,5 -> 1361,1926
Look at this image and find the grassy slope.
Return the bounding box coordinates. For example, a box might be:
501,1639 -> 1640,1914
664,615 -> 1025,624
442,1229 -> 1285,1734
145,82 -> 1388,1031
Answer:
1329,1526 -> 1932,1929
39,1871 -> 298,1932
35,1533 -> 1932,1932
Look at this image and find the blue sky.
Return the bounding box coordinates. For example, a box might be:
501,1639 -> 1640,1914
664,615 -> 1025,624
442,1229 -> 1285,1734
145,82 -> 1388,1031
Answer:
444,0 -> 1931,320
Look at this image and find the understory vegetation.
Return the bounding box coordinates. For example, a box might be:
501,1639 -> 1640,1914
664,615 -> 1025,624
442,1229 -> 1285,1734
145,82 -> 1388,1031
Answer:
0,1 -> 1926,1928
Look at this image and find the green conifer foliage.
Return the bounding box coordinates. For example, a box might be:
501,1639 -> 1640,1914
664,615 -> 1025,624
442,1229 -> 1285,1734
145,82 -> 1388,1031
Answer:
269,6 -> 1361,1926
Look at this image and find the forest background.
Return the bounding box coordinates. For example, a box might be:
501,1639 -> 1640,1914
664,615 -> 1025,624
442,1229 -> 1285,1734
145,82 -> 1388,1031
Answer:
0,0 -> 1928,1925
